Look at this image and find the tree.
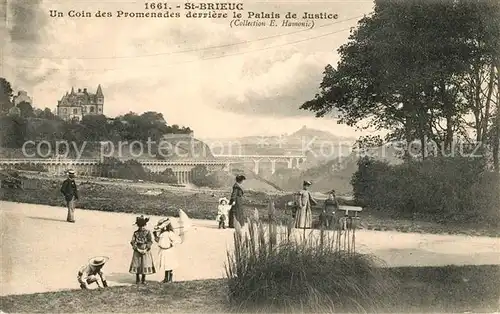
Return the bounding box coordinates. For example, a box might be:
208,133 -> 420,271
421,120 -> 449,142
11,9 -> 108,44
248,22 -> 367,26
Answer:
81,114 -> 109,141
491,68 -> 500,172
155,168 -> 178,183
191,164 -> 209,186
35,108 -> 57,120
190,164 -> 221,187
0,116 -> 27,148
0,78 -> 14,115
453,0 -> 500,148
350,156 -> 391,208
61,119 -> 86,143
17,101 -> 34,118
301,0 -> 500,159
352,135 -> 384,156
112,111 -> 191,142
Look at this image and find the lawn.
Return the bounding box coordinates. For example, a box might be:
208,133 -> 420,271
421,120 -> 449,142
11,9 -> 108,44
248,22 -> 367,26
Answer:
1,265 -> 498,313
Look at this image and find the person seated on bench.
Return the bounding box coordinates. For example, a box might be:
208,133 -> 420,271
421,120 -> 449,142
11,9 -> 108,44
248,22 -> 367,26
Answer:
77,256 -> 109,289
322,190 -> 339,229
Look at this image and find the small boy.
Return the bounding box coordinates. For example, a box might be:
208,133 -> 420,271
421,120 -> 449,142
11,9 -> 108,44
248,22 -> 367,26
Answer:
77,256 -> 109,289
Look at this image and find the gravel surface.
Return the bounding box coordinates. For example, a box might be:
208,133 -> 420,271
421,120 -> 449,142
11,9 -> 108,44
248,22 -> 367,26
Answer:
1,201 -> 499,296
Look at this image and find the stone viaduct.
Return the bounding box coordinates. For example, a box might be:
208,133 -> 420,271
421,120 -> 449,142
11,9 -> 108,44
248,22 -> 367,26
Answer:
0,154 -> 306,184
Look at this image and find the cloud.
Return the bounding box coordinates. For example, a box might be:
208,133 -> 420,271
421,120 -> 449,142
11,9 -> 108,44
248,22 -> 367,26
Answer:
8,0 -> 49,86
215,51 -> 338,117
2,0 -> 375,137
8,0 -> 46,43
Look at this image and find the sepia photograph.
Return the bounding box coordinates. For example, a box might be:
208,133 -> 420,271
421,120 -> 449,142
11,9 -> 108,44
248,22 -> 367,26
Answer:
0,0 -> 499,312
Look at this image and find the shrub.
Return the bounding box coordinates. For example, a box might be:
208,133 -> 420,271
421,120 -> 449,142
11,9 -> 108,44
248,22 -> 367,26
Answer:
13,163 -> 48,172
351,155 -> 500,225
191,164 -> 231,188
225,217 -> 393,312
149,168 -> 177,184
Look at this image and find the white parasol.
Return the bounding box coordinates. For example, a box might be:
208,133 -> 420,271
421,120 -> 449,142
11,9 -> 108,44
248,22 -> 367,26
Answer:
177,209 -> 192,242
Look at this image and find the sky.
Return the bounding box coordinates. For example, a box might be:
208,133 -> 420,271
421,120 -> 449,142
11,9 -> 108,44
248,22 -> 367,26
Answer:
1,0 -> 376,138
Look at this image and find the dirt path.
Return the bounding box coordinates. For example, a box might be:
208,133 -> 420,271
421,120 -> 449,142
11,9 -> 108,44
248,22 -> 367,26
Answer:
1,201 -> 498,296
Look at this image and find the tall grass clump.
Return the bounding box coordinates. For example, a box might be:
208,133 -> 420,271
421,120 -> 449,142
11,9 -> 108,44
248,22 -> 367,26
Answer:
225,209 -> 395,313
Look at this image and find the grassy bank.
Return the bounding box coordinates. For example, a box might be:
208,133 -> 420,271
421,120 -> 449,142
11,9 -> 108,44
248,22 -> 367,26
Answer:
1,265 -> 498,313
1,177 -> 499,237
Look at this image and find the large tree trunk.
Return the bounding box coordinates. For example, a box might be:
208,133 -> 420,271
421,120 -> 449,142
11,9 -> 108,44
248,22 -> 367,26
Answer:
439,80 -> 454,153
473,65 -> 483,141
403,101 -> 413,161
493,64 -> 500,173
481,64 -> 495,142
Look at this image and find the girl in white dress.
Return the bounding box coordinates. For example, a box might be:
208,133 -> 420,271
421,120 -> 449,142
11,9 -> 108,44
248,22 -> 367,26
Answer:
216,197 -> 231,229
153,218 -> 182,283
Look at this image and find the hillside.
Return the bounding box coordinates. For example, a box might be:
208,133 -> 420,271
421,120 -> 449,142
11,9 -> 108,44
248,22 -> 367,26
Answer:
0,113 -> 204,160
268,145 -> 403,195
290,125 -> 356,142
157,136 -> 214,160
0,136 -> 214,160
210,165 -> 282,193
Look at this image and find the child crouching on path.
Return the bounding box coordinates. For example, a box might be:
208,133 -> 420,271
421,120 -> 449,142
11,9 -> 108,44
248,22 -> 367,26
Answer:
77,256 -> 108,289
153,217 -> 182,283
129,215 -> 156,284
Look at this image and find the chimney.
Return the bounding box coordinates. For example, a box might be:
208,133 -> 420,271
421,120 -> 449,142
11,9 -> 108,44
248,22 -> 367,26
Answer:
78,88 -> 81,93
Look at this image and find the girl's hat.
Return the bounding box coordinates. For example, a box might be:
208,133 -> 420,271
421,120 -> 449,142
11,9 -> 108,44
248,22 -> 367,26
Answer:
156,217 -> 170,226
134,215 -> 149,226
218,197 -> 229,204
236,175 -> 246,181
89,256 -> 109,267
155,217 -> 171,230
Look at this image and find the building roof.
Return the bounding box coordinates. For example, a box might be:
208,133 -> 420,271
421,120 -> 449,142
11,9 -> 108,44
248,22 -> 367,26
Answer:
96,84 -> 104,97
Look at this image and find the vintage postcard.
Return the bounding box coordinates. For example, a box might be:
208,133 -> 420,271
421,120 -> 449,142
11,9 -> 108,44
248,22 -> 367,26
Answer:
0,0 -> 499,312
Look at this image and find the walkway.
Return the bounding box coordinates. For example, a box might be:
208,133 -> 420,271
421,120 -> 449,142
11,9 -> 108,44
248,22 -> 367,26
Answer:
0,201 -> 498,296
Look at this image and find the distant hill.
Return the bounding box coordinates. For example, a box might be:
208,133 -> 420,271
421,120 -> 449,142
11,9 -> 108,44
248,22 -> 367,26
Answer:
290,125 -> 356,142
202,125 -> 356,159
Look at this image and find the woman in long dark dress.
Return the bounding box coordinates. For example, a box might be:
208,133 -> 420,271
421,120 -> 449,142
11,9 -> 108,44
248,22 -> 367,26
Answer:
228,175 -> 246,228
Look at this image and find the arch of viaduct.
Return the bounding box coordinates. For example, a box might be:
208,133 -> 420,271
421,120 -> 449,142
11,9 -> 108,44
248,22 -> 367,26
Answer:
0,154 -> 306,184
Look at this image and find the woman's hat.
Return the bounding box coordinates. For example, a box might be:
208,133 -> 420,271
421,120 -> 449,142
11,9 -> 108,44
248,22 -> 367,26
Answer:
303,180 -> 312,186
219,197 -> 229,204
134,215 -> 149,226
89,256 -> 108,267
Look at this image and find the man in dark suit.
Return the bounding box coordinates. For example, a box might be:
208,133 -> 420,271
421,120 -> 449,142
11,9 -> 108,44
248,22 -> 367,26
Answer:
60,169 -> 79,223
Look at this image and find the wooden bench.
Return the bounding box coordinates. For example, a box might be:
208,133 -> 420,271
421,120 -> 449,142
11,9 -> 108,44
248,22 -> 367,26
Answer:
338,206 -> 362,217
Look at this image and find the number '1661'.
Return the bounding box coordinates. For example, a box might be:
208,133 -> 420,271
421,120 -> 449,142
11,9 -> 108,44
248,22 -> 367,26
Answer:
145,3 -> 168,9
